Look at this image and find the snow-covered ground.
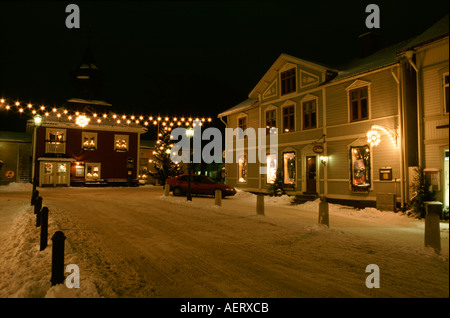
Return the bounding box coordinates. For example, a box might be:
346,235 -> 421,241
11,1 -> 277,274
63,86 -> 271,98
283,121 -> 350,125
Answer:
0,182 -> 448,298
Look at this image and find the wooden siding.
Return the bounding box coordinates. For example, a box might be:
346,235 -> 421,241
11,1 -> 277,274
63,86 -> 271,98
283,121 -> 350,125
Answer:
326,139 -> 351,180
422,67 -> 446,117
326,69 -> 398,126
418,39 -> 449,69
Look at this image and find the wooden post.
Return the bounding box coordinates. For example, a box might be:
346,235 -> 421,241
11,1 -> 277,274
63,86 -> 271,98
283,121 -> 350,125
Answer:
164,183 -> 170,196
215,189 -> 222,206
40,207 -> 49,251
51,231 -> 66,286
424,202 -> 442,253
319,196 -> 329,227
256,194 -> 264,215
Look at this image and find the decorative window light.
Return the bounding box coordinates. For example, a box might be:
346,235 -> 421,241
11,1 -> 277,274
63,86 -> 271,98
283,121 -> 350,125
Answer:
114,134 -> 129,152
366,125 -> 397,147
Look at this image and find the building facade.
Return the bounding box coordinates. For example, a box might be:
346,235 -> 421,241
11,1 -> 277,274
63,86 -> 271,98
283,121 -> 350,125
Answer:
218,15 -> 449,210
29,115 -> 146,187
0,131 -> 32,185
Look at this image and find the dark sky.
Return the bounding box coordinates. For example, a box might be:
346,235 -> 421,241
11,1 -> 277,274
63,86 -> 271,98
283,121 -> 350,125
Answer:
0,0 -> 448,133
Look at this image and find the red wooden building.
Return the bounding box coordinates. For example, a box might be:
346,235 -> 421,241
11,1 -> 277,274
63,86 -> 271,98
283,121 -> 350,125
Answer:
27,48 -> 148,187
29,112 -> 147,187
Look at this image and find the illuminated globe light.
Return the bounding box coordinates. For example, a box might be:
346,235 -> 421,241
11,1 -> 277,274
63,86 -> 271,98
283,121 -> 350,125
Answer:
76,115 -> 90,128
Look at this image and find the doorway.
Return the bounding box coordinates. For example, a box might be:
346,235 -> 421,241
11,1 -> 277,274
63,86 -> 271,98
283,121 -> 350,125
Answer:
306,156 -> 317,193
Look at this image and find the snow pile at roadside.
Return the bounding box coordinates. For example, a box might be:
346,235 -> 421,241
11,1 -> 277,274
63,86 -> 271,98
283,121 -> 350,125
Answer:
0,205 -> 100,298
0,182 -> 33,193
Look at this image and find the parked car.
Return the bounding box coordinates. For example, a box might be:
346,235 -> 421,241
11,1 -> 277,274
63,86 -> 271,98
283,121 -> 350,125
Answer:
165,174 -> 236,198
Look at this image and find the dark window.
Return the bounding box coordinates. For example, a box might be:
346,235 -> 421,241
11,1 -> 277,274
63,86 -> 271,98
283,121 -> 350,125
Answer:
282,106 -> 295,133
303,100 -> 317,129
238,117 -> 247,138
266,109 -> 276,134
281,68 -> 296,95
349,87 -> 369,121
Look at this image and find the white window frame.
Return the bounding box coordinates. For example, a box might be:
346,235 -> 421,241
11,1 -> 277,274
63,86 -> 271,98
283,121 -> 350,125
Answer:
266,153 -> 278,184
279,63 -> 297,96
85,162 -> 101,180
300,94 -> 319,130
82,132 -> 98,150
283,151 -> 296,185
264,105 -> 277,134
114,134 -> 129,152
345,79 -> 372,123
238,154 -> 247,183
236,113 -> 248,139
281,103 -> 296,133
45,128 -> 66,154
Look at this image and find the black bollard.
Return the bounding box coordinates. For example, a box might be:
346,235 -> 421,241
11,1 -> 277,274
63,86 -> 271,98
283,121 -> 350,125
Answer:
31,190 -> 39,206
34,196 -> 43,227
50,231 -> 66,286
40,207 -> 49,251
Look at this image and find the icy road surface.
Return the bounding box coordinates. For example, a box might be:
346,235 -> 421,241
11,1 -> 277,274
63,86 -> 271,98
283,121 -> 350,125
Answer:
0,184 -> 448,298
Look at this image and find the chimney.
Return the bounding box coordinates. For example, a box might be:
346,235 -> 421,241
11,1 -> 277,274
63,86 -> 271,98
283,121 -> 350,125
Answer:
358,32 -> 381,58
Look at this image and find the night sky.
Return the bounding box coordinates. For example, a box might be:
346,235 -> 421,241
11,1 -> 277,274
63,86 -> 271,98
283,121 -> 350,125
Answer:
0,0 -> 448,135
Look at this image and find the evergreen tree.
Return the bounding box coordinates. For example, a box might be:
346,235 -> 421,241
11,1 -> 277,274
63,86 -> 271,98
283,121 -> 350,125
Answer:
150,129 -> 183,185
268,169 -> 285,196
410,167 -> 435,218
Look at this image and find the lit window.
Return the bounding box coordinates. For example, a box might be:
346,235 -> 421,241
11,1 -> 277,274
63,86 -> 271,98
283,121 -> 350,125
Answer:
350,145 -> 371,191
349,87 -> 369,122
266,154 -> 277,184
238,155 -> 247,183
75,163 -> 85,177
281,68 -> 296,95
283,152 -> 296,184
115,134 -> 129,152
46,128 -> 66,154
265,109 -> 276,135
282,105 -> 295,133
86,163 -> 101,180
82,132 -> 97,150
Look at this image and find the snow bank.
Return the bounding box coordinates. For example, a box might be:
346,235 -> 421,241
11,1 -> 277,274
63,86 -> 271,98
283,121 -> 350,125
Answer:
0,205 -> 100,298
0,182 -> 32,193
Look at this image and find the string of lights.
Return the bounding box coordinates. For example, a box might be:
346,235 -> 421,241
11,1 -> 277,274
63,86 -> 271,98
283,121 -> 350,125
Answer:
0,97 -> 213,129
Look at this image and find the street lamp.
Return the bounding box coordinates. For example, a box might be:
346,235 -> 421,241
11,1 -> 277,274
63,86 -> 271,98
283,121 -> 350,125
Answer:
186,127 -> 194,201
31,114 -> 43,203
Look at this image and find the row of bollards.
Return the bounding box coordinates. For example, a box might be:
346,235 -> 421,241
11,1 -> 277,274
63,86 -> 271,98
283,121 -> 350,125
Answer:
164,186 -> 442,253
31,189 -> 67,286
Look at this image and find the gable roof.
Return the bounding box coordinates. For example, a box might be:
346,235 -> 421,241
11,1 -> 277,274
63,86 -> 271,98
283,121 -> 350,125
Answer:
248,53 -> 336,99
217,98 -> 258,118
399,14 -> 449,52
327,39 -> 410,84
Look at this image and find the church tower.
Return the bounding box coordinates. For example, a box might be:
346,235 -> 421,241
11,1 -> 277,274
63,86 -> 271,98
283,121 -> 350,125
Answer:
67,45 -> 112,114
